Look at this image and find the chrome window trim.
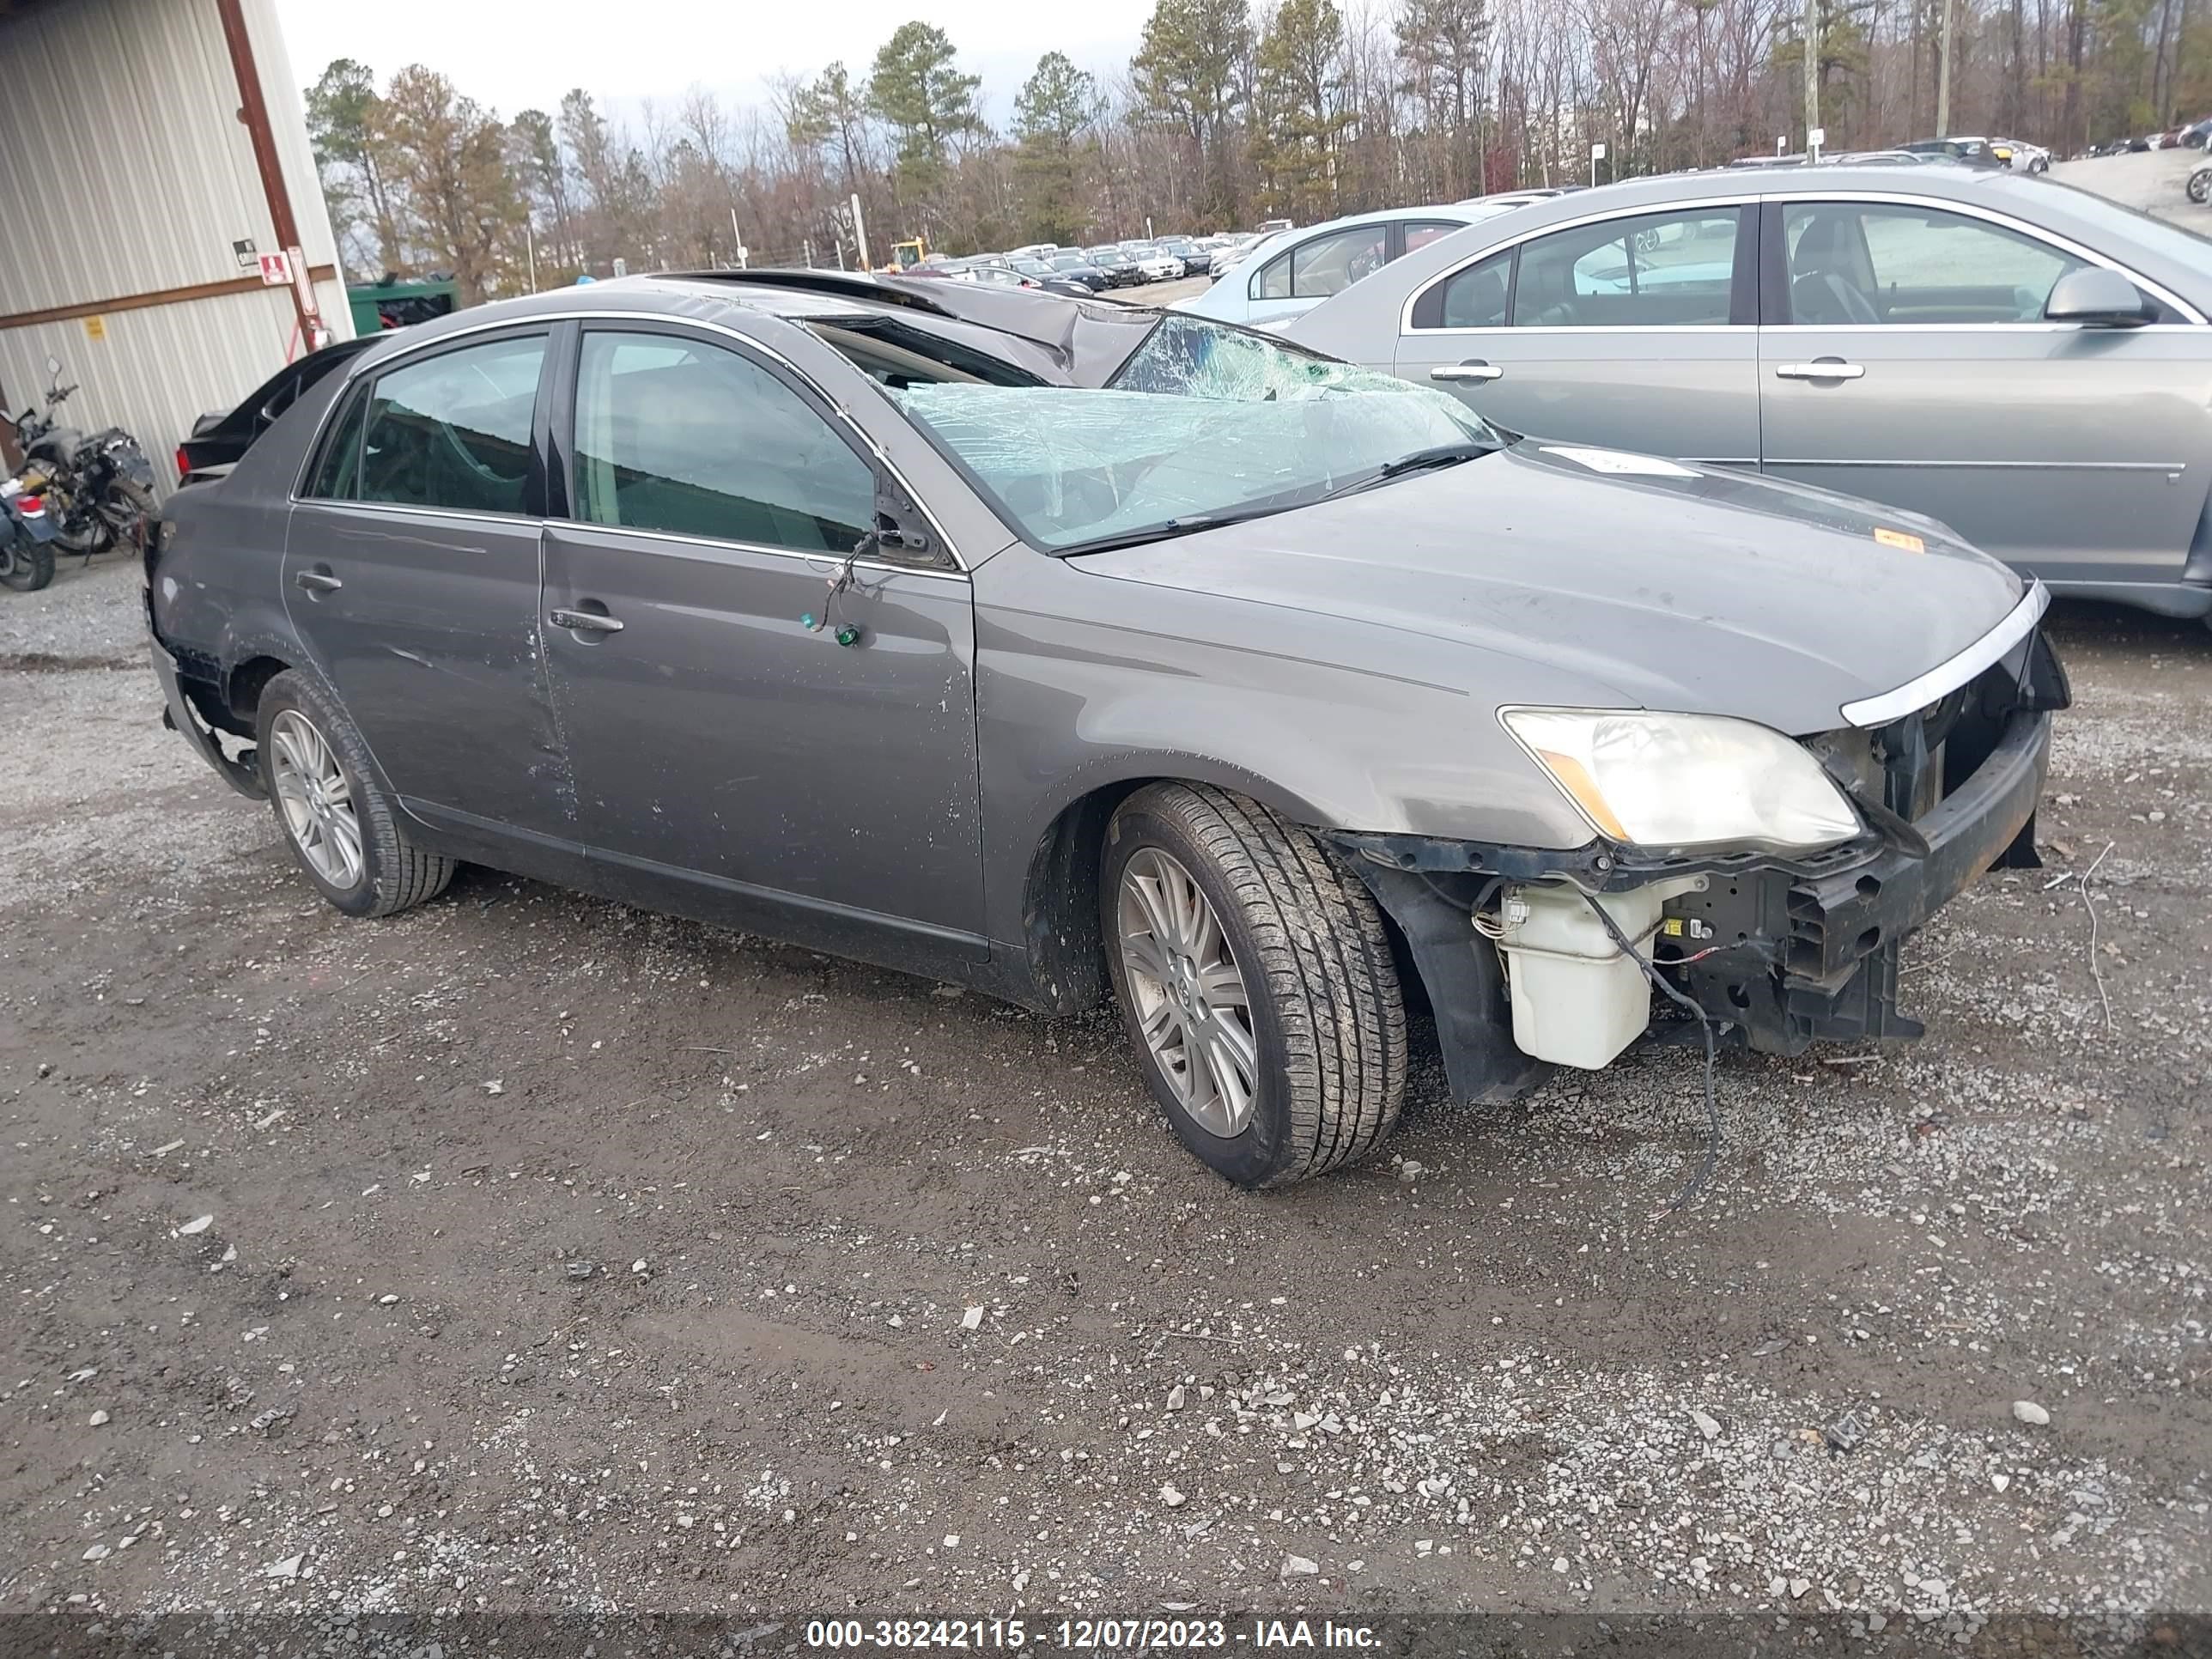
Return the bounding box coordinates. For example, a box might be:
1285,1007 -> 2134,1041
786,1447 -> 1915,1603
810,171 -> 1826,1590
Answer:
1402,196 -> 1758,335
290,498 -> 540,530
289,307 -> 970,570
1401,187 -> 2206,334
1839,580 -> 2049,728
541,516 -> 971,583
1770,457 -> 2185,473
1414,324 -> 1753,336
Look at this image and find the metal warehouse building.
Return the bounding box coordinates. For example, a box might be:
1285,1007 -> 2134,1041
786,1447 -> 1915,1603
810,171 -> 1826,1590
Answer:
0,0 -> 350,489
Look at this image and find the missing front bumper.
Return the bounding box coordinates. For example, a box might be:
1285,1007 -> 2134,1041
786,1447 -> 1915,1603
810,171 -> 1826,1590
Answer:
1333,702 -> 2057,1097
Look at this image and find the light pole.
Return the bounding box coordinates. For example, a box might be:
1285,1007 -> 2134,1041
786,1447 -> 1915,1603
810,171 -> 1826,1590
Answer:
1803,0 -> 1820,151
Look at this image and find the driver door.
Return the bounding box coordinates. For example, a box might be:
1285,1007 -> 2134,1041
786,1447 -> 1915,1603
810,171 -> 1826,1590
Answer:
1759,197 -> 2212,586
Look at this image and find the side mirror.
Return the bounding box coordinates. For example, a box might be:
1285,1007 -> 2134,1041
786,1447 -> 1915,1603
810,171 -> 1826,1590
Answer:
45,354 -> 60,376
2045,265 -> 2150,327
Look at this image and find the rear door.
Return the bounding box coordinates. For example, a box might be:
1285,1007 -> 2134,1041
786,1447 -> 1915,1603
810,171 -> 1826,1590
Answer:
1395,203 -> 1762,466
1757,194 -> 2212,585
538,321 -> 986,955
283,328 -> 568,836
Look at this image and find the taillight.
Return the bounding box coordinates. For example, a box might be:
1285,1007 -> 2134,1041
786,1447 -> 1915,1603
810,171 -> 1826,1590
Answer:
14,495 -> 42,515
175,447 -> 190,478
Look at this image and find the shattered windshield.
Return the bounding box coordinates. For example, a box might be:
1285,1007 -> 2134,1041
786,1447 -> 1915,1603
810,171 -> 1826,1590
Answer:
890,313 -> 1497,552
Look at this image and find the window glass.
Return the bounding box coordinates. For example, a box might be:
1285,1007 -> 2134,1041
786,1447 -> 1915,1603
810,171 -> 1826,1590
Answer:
357,335 -> 545,514
1431,250 -> 1513,329
1401,220 -> 1462,255
572,331 -> 873,553
305,386 -> 369,500
1288,226 -> 1389,298
1511,209 -> 1739,326
1253,252 -> 1292,300
1785,203 -> 2088,325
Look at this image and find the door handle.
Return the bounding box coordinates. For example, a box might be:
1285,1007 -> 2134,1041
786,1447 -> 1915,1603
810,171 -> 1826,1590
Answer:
1431,361 -> 1504,383
294,568 -> 342,595
1774,360 -> 1867,381
548,606 -> 623,635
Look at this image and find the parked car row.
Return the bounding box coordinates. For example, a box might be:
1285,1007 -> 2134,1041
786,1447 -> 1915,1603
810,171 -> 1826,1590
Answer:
2087,121 -> 2209,155
908,234 -> 1257,300
148,266 -> 2069,1190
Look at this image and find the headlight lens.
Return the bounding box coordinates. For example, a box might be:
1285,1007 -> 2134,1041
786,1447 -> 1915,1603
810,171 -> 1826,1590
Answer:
1501,708 -> 1863,853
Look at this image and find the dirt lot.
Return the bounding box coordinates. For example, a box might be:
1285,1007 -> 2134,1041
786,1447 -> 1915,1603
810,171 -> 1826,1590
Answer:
2,543 -> 2207,1647
2050,145 -> 2212,228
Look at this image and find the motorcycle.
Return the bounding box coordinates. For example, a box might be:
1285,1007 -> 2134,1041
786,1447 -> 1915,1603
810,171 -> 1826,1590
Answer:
2190,163 -> 2212,204
0,472 -> 59,592
4,355 -> 155,562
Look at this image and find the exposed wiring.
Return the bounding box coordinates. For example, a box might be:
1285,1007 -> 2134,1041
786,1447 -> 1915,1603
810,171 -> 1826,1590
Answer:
1577,891 -> 1724,1222
2079,839 -> 2116,1029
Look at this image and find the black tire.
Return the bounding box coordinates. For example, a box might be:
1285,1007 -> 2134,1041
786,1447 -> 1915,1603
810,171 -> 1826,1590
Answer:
255,669 -> 457,919
1102,783 -> 1406,1188
1,534 -> 55,592
99,479 -> 154,551
52,514 -> 108,556
2191,167 -> 2212,204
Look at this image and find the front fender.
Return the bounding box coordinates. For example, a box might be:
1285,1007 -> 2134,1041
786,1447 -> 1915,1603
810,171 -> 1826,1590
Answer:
973,546 -> 1603,976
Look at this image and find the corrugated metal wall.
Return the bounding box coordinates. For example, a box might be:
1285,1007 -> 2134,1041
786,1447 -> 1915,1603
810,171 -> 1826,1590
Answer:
0,0 -> 352,488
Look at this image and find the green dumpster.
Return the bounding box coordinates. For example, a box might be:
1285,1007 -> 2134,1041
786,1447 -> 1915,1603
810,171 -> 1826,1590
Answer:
347,277 -> 460,334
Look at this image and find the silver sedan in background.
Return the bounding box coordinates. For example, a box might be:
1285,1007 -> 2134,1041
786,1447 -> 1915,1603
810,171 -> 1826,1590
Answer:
1285,164 -> 2212,623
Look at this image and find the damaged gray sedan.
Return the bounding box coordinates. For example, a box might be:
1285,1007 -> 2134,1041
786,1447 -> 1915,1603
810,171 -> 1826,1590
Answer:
147,274 -> 2069,1188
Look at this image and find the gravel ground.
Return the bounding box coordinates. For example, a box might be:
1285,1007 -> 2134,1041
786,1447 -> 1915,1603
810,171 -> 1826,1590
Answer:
2048,147 -> 2212,229
1,555 -> 2207,1651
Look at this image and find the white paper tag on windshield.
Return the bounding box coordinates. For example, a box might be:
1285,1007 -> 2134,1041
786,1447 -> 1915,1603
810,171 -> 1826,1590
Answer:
1542,446 -> 1700,479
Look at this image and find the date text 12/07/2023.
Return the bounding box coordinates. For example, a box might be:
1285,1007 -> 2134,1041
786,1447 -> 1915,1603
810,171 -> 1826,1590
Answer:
801,1618 -> 1382,1649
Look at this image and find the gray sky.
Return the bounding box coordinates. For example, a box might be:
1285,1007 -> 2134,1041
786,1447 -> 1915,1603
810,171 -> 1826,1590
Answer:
271,0 -> 1151,127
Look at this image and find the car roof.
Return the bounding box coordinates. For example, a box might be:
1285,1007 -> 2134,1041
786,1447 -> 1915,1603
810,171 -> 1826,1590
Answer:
340,268 -> 1170,389
1228,199 -> 1515,273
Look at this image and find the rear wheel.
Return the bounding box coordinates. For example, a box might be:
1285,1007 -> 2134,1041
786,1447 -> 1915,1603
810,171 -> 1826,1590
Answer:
98,480 -> 154,551
1,534 -> 54,592
1103,783 -> 1406,1188
256,670 -> 456,918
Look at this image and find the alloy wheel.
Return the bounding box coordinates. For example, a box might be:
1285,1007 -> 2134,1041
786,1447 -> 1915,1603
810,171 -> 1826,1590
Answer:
268,709 -> 364,890
1117,847 -> 1258,1137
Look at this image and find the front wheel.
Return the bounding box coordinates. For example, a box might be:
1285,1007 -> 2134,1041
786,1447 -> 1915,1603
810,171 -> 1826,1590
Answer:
1103,783 -> 1406,1188
256,670 -> 457,918
1,534 -> 55,592
2189,167 -> 2211,203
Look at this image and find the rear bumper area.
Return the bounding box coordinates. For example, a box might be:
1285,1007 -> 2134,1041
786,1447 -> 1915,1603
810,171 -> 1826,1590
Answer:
150,631 -> 264,799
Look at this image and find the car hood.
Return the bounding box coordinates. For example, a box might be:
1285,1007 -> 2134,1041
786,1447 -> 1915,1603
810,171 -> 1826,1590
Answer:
1069,441 -> 2026,735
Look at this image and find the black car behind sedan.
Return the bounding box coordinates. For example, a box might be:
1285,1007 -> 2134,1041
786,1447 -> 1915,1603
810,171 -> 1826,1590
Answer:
1084,247 -> 1144,287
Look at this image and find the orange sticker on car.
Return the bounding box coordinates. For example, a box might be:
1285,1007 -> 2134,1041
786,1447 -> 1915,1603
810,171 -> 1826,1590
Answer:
1874,527 -> 1925,553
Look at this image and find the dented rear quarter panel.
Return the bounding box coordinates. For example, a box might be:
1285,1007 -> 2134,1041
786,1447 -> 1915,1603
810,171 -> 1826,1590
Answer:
149,371 -> 337,703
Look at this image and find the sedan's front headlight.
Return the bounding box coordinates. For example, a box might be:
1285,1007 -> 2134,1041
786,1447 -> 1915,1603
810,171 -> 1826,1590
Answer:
1500,708 -> 1863,854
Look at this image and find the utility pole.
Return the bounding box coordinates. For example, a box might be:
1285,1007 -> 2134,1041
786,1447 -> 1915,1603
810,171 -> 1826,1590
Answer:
1936,0 -> 1956,136
1803,0 -> 1820,149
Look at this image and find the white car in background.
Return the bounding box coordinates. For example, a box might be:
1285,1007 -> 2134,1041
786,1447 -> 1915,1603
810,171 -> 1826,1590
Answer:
1993,137 -> 2053,173
1172,201 -> 1529,331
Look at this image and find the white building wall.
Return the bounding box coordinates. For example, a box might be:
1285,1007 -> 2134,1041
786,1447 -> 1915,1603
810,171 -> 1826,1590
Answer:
0,0 -> 351,488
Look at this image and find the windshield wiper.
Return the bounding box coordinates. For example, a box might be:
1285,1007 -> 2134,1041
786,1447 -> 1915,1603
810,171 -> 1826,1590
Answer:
1052,503 -> 1295,556
1319,440 -> 1498,502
